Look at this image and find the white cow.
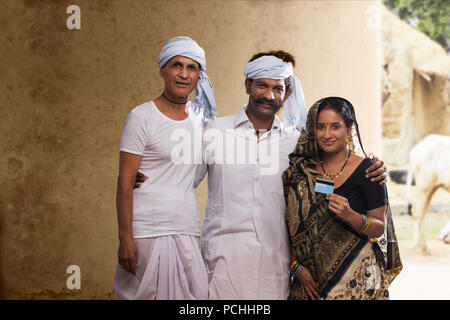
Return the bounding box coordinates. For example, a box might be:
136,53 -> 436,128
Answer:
440,221 -> 450,244
406,134 -> 450,253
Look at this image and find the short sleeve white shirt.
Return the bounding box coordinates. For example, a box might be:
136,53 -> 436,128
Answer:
120,101 -> 203,238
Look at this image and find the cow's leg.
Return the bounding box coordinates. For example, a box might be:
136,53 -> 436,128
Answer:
412,198 -> 428,254
412,186 -> 439,254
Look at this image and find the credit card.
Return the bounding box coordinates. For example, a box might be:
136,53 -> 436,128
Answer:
314,178 -> 335,194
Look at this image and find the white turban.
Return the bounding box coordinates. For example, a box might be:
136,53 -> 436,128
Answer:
244,55 -> 307,131
158,36 -> 217,119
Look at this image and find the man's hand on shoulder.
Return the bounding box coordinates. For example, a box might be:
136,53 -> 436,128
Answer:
364,153 -> 388,185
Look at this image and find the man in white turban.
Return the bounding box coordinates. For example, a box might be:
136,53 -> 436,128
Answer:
114,36 -> 215,300
196,51 -> 306,300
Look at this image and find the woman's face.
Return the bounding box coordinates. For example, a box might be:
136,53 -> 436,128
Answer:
316,108 -> 350,154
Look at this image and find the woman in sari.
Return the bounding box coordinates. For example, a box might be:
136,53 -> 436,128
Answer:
283,97 -> 402,300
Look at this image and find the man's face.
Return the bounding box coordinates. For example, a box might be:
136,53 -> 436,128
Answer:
160,55 -> 200,99
245,78 -> 289,121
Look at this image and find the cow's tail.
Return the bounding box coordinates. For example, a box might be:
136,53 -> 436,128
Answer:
406,157 -> 414,216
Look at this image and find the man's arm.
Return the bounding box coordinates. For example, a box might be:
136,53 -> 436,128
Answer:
117,152 -> 142,274
364,154 -> 388,185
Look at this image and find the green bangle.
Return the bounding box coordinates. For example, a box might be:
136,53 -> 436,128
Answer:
358,214 -> 368,232
290,262 -> 303,280
360,218 -> 371,233
292,264 -> 303,279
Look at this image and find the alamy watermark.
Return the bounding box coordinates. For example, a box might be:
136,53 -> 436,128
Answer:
366,4 -> 381,31
170,127 -> 281,175
66,5 -> 81,30
365,264 -> 382,290
66,265 -> 81,290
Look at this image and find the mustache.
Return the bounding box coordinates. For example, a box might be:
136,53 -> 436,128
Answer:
254,98 -> 279,108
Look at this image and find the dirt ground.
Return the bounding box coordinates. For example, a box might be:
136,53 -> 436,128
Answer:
386,181 -> 450,300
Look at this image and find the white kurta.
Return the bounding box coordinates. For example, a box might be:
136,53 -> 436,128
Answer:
197,106 -> 300,300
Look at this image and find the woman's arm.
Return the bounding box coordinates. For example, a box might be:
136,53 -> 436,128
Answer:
363,206 -> 386,238
116,151 -> 142,274
290,250 -> 321,300
326,193 -> 386,238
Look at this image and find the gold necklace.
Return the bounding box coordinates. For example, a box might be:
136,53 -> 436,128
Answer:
320,150 -> 351,180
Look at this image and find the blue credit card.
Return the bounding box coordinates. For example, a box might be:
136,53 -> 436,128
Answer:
314,178 -> 335,194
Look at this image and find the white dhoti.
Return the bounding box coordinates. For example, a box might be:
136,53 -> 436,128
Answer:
114,235 -> 208,300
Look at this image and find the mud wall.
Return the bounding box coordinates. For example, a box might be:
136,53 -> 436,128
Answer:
381,5 -> 450,168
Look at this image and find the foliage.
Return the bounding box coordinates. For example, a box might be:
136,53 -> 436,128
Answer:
384,0 -> 450,51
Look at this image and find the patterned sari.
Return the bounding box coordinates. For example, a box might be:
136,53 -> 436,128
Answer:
282,99 -> 402,300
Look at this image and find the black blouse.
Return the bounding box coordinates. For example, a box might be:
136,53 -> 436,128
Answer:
334,159 -> 388,215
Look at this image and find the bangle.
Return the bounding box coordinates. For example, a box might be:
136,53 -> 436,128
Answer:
360,218 -> 371,233
290,260 -> 298,272
291,263 -> 304,279
290,262 -> 300,278
291,263 -> 301,276
358,214 -> 368,233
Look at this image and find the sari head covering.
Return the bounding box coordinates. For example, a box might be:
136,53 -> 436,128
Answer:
244,55 -> 307,132
282,97 -> 402,299
158,36 -> 217,119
